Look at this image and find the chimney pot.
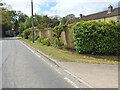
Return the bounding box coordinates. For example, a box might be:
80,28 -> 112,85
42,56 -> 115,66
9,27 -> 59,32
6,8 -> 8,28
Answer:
80,14 -> 83,18
108,5 -> 113,14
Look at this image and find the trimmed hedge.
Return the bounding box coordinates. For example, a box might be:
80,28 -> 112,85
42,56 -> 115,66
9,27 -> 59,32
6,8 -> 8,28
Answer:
73,20 -> 120,55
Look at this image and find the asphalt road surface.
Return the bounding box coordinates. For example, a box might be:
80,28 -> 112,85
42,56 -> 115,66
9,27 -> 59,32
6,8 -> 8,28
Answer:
2,37 -> 75,88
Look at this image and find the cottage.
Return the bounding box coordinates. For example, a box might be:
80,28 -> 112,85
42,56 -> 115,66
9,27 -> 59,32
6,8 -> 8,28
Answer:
74,5 -> 120,23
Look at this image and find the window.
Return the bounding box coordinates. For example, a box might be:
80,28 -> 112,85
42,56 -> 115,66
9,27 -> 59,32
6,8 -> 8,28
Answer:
116,17 -> 120,22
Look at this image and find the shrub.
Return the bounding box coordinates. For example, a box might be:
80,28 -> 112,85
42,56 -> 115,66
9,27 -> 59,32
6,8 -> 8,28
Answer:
28,34 -> 32,41
42,38 -> 52,46
73,20 -> 120,55
23,29 -> 32,39
34,34 -> 39,40
53,38 -> 64,47
64,45 -> 71,49
38,37 -> 44,43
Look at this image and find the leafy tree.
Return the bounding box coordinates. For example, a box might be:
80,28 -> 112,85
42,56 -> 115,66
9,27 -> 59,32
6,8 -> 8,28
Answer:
61,17 -> 67,25
37,24 -> 44,29
1,7 -> 12,35
61,14 -> 75,24
18,22 -> 25,34
24,17 -> 32,29
18,12 -> 28,23
49,16 -> 60,28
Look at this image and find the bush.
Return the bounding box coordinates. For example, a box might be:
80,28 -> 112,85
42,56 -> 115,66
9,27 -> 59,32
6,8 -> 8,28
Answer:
38,37 -> 44,43
53,38 -> 64,47
64,45 -> 71,49
34,34 -> 39,40
73,20 -> 120,55
42,38 -> 52,46
23,29 -> 32,39
28,34 -> 32,41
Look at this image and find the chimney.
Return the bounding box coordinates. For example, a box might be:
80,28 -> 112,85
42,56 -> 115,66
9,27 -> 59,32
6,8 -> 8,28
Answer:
80,14 -> 83,18
108,5 -> 113,14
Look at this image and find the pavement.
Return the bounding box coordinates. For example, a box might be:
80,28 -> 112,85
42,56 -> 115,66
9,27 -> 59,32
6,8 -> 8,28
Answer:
59,62 -> 118,88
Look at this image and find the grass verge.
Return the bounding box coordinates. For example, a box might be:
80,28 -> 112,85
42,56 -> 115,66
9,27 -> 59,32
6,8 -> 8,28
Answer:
20,38 -> 119,65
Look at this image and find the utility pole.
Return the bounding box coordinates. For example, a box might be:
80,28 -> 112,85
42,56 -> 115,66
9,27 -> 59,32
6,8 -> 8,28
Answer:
31,0 -> 34,43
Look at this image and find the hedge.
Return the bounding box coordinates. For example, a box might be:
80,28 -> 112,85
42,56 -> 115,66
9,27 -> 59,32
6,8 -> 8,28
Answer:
73,20 -> 120,55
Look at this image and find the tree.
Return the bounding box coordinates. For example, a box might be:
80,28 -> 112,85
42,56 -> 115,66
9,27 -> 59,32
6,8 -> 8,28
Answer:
1,8 -> 12,35
18,22 -> 25,34
61,14 -> 75,24
49,16 -> 60,28
61,17 -> 67,25
24,17 -> 32,29
18,12 -> 28,23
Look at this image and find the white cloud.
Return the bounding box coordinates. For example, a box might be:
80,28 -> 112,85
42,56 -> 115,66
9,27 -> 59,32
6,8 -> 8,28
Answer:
4,0 -> 43,16
4,0 -> 119,17
48,0 -> 119,17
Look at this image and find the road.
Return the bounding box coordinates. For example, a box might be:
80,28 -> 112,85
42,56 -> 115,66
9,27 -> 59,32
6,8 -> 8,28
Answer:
2,37 -> 75,88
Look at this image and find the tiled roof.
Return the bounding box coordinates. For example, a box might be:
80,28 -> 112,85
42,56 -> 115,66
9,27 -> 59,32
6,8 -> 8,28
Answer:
74,7 -> 120,22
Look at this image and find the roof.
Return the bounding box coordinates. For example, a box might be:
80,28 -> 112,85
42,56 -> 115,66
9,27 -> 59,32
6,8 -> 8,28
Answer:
74,7 -> 120,22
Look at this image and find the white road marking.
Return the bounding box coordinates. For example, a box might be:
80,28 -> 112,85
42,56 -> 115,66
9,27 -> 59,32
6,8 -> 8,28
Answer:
64,70 -> 94,88
64,77 -> 79,88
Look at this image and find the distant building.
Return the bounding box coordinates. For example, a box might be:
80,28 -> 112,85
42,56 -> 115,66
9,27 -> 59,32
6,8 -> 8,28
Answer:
5,30 -> 15,37
73,5 -> 120,23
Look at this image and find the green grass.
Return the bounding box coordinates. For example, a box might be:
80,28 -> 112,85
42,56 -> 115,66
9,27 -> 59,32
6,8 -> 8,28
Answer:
20,38 -> 119,65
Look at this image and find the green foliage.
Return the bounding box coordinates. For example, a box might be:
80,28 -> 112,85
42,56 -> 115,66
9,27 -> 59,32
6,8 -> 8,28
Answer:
28,34 -> 32,41
42,38 -> 52,46
53,38 -> 64,47
23,29 -> 32,39
38,37 -> 52,46
64,45 -> 71,49
61,14 -> 75,24
34,34 -> 39,40
22,14 -> 60,32
38,37 -> 44,43
73,20 -> 120,55
18,22 -> 25,34
53,24 -> 68,46
37,24 -> 45,29
18,12 -> 28,23
24,17 -> 32,29
28,33 -> 39,41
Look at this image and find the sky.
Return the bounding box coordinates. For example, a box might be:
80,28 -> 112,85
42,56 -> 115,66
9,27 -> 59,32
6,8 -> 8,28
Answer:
3,0 -> 120,17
